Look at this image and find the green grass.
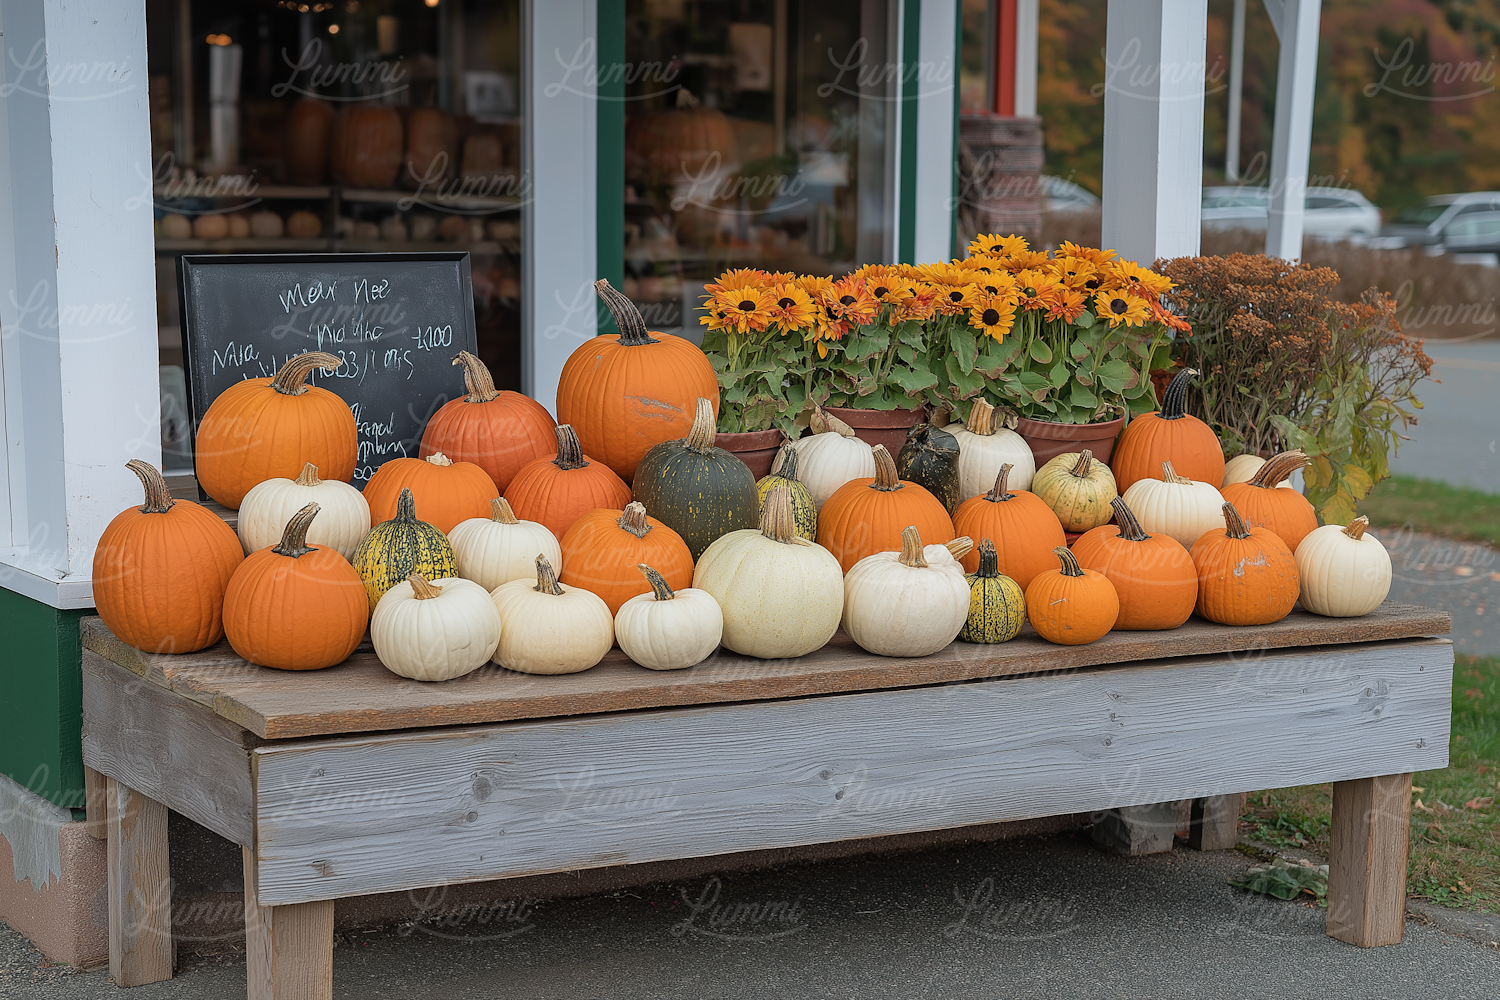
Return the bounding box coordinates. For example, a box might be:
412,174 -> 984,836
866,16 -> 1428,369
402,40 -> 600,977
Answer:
1359,475 -> 1500,546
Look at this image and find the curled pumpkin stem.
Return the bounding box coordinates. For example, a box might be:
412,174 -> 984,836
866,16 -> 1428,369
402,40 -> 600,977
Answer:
944,536 -> 975,561
273,503 -> 321,558
810,405 -> 857,438
967,398 -> 996,436
1109,496 -> 1151,542
1069,450 -> 1094,479
1053,545 -> 1085,578
899,525 -> 928,568
534,554 -> 565,596
594,279 -> 659,346
125,459 -> 176,514
270,352 -> 343,395
1221,502 -> 1252,540
408,573 -> 443,600
452,350 -> 501,403
294,462 -> 323,487
974,538 -> 1000,578
393,488 -> 419,524
684,397 -> 717,454
551,425 -> 590,471
637,563 -> 676,601
1249,450 -> 1308,489
769,441 -> 799,480
490,497 -> 519,524
1160,460 -> 1193,486
617,501 -> 653,538
985,463 -> 1016,502
426,452 -> 453,467
760,486 -> 799,544
870,445 -> 903,492
1158,367 -> 1199,420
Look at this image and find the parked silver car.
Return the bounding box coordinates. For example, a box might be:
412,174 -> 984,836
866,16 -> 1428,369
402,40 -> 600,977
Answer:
1201,186 -> 1383,238
1372,192 -> 1500,249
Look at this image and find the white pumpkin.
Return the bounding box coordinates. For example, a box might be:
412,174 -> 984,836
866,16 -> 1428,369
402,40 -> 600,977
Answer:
614,563 -> 724,670
944,398 -> 1036,499
792,407 -> 875,510
1223,453 -> 1294,489
1295,516 -> 1392,617
448,497 -> 561,592
1120,461 -> 1226,549
490,555 -> 613,674
371,574 -> 501,682
237,462 -> 371,558
692,486 -> 845,659
843,527 -> 973,657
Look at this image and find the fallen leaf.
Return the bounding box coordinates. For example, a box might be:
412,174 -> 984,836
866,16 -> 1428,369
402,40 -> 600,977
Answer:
1412,785 -> 1426,793
1455,566 -> 1475,576
1414,798 -> 1431,812
1465,797 -> 1494,810
1466,688 -> 1485,699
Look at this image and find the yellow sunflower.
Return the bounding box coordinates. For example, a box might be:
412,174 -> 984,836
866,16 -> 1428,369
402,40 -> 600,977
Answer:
895,286 -> 939,322
795,274 -> 834,301
1111,260 -> 1174,296
824,275 -> 879,327
1058,242 -> 1119,266
1093,290 -> 1152,328
1052,256 -> 1100,291
1002,250 -> 1052,273
966,233 -> 1030,258
767,282 -> 817,333
713,286 -> 777,334
1013,268 -> 1064,311
968,294 -> 1017,340
854,264 -> 915,305
704,268 -> 770,297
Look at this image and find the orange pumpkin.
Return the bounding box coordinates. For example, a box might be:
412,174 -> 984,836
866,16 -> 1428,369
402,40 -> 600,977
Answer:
817,445 -> 955,575
284,98 -> 334,185
1221,450 -> 1319,553
330,105 -> 404,189
624,98 -> 738,186
194,352 -> 356,509
364,452 -> 496,534
92,460 -> 244,654
559,502 -> 695,615
506,424 -> 632,540
419,351 -> 556,491
950,463 -> 1067,588
1071,496 -> 1197,630
1111,368 -> 1225,493
222,503 -> 369,670
555,280 -> 720,483
1025,546 -> 1120,645
1191,501 -> 1300,626
401,107 -> 457,188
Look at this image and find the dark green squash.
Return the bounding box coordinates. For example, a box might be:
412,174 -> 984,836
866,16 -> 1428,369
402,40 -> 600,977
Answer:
957,538 -> 1026,643
632,397 -> 760,560
896,422 -> 962,513
755,441 -> 817,541
350,487 -> 456,613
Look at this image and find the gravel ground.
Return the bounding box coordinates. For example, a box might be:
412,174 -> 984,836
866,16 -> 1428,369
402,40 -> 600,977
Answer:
1383,528 -> 1499,657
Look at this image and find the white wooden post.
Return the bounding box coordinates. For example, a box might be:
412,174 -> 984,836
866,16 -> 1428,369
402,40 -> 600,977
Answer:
523,0 -> 598,415
911,0 -> 959,263
1225,0 -> 1246,181
0,0 -> 159,608
1013,0 -> 1039,118
1264,0 -> 1322,260
1100,0 -> 1210,263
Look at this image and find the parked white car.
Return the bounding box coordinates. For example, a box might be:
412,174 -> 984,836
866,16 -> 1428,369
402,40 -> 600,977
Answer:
1372,192 -> 1500,249
1201,186 -> 1382,239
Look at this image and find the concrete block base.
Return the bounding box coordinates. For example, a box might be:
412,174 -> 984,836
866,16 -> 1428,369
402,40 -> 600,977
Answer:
1091,801 -> 1191,856
0,823 -> 107,968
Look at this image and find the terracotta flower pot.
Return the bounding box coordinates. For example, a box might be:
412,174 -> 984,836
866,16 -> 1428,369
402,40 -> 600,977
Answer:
1015,415 -> 1125,467
822,406 -> 926,455
715,429 -> 784,479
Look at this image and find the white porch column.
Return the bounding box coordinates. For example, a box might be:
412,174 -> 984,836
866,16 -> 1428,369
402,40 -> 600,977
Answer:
0,0 -> 159,608
1013,0 -> 1039,118
1100,0 -> 1210,263
910,0 -> 959,263
1264,0 -> 1322,260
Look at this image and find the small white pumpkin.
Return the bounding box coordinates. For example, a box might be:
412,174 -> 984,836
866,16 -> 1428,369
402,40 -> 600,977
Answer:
792,407 -> 876,510
448,497 -> 561,592
944,398 -> 1036,499
1223,453 -> 1294,489
1120,461 -> 1226,549
490,555 -> 613,674
843,527 -> 973,657
1295,516 -> 1392,617
371,573 -> 501,682
692,486 -> 845,659
237,462 -> 370,558
614,563 -> 724,670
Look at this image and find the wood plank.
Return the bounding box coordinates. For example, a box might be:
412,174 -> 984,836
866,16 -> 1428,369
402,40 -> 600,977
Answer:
81,601 -> 1453,740
1327,773 -> 1414,947
1187,793 -> 1246,851
165,474 -> 237,530
248,637 -> 1453,906
243,846 -> 333,1000
84,766 -> 107,840
107,779 -> 173,986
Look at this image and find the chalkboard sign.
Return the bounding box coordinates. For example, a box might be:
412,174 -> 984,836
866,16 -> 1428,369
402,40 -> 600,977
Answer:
178,252 -> 477,489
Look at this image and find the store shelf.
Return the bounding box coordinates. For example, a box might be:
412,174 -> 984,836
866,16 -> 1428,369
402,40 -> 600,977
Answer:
153,238 -> 517,255
154,184 -> 332,201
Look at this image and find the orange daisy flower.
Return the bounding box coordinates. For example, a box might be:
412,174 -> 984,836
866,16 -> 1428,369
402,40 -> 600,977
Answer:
1058,242 -> 1119,266
712,286 -> 777,334
895,286 -> 939,323
823,275 -> 879,327
767,282 -> 817,332
1045,288 -> 1090,324
1002,250 -> 1052,273
966,233 -> 1030,258
1111,260 -> 1174,296
704,268 -> 770,297
1013,269 -> 1064,311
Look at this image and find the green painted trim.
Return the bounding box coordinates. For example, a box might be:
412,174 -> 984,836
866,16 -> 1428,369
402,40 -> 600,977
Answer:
0,587 -> 91,810
595,2 -> 626,335
898,1 -> 921,264
950,0 -> 962,259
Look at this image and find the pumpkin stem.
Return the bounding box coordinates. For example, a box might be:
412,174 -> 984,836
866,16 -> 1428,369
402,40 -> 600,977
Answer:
870,445 -> 903,492
760,486 -> 799,544
1249,450 -> 1308,489
394,488 -> 418,523
769,440 -> 799,480
490,497 -> 519,524
408,573 -> 443,600
1054,545 -> 1085,578
617,501 -> 653,538
594,279 -> 659,346
898,526 -> 928,568
945,536 -> 975,561
1221,502 -> 1252,540
452,350 -> 500,403
984,463 -> 1016,502
1160,461 -> 1193,486
533,554 -> 565,596
125,459 -> 176,514
967,398 -> 996,437
974,538 -> 999,579
1158,367 -> 1198,420
637,563 -> 676,601
293,462 -> 322,487
1069,450 -> 1094,479
684,397 -> 717,454
270,352 -> 343,396
272,503 -> 320,558
551,425 -> 590,471
1110,497 -> 1152,542
810,405 -> 857,438
426,452 -> 453,468
1343,515 -> 1370,541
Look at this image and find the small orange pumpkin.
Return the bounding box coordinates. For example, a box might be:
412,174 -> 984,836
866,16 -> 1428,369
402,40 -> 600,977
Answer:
419,351 -> 557,492
816,445 -> 955,574
330,104 -> 404,189
194,352 -> 357,509
558,502 -> 695,615
1071,496 -> 1197,630
1111,368 -> 1225,493
363,452 -> 497,534
1191,501 -> 1300,626
92,460 -> 244,653
506,424 -> 632,540
1025,546 -> 1120,645
950,463 -> 1067,588
1221,450 -> 1319,553
222,503 -> 369,670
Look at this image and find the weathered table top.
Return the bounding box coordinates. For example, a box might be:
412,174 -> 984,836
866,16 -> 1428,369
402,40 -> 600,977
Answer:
82,602 -> 1450,740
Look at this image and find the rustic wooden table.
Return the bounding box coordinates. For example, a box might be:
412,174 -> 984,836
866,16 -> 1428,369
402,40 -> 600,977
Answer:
81,603 -> 1452,999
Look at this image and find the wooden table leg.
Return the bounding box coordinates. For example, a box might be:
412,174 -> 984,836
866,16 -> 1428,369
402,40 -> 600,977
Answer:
85,766 -> 108,840
1327,773 -> 1412,947
1187,793 -> 1246,850
243,847 -> 334,1000
106,777 -> 173,985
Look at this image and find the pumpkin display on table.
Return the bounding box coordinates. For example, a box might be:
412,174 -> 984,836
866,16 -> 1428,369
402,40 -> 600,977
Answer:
1071,497 -> 1197,631
447,497 -> 562,593
614,564 -> 725,671
558,502 -> 695,615
756,443 -> 817,541
957,539 -> 1026,644
194,351 -> 355,509
1110,368 -> 1225,492
1191,502 -> 1300,626
943,398 -> 1036,498
1031,449 -> 1118,532
896,423 -> 962,513
950,463 -> 1066,586
555,280 -> 720,482
1221,450 -> 1319,553
1295,516 -> 1392,618
222,504 -> 369,670
490,555 -> 614,675
842,527 -> 973,657
237,462 -> 370,559
419,351 -> 556,492
505,424 -> 632,540
330,104 -> 404,189
1119,461 -> 1226,549
692,486 -> 845,659
92,460 -> 244,654
792,406 -> 876,510
284,98 -> 334,184
817,445 -> 955,575
1025,546 -> 1120,646
370,573 -> 501,682
351,488 -> 457,612
363,452 -> 497,534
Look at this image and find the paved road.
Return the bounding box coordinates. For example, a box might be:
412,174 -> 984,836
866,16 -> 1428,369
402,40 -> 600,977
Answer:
1383,530 -> 1499,657
1390,338 -> 1500,493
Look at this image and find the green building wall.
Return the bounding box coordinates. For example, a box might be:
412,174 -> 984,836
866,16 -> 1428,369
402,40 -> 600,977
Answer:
0,587 -> 91,813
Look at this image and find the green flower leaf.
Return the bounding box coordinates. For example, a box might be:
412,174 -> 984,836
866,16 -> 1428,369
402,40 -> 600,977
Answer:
951,327 -> 979,374
1028,339 -> 1053,364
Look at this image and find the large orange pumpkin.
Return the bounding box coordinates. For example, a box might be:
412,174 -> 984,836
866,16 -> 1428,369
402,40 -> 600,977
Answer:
1221,450 -> 1319,553
284,98 -> 333,185
222,503 -> 369,670
1025,547 -> 1120,645
555,280 -> 720,483
1111,368 -> 1225,492
92,460 -> 244,653
624,97 -> 738,186
402,107 -> 457,188
330,105 -> 403,189
1071,496 -> 1197,630
1191,501 -> 1300,626
950,463 -> 1066,588
364,452 -> 496,534
506,424 -> 632,540
816,445 -> 955,575
194,351 -> 356,509
419,351 -> 556,491
558,501 -> 695,615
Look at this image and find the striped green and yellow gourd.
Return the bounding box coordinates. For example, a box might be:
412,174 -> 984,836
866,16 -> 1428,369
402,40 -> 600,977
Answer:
755,441 -> 817,541
958,538 -> 1026,643
351,487 -> 456,612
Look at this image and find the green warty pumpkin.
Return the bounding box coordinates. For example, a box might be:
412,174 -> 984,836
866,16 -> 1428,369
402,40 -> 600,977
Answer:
896,422 -> 962,513
755,442 -> 817,541
958,538 -> 1026,643
351,487 -> 456,612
